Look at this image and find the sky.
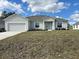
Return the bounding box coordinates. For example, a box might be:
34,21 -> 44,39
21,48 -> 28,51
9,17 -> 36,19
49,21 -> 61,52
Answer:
0,0 -> 79,25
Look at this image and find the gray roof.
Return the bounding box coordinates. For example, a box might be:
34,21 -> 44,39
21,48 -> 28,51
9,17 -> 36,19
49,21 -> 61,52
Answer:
3,14 -> 68,22
73,22 -> 79,25
26,15 -> 56,19
26,15 -> 68,22
55,18 -> 68,22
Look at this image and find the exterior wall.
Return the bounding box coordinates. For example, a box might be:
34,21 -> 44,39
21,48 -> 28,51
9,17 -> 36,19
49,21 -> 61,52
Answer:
62,22 -> 68,29
4,15 -> 29,31
55,21 -> 68,29
52,21 -> 55,30
73,25 -> 79,30
29,17 -> 55,30
29,21 -> 34,30
55,22 -> 59,29
29,20 -> 44,30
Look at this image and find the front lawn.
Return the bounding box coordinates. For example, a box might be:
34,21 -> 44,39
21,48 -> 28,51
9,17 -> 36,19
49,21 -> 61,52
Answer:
0,30 -> 79,59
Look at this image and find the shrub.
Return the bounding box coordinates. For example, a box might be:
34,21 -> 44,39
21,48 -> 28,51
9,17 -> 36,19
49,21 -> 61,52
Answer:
29,29 -> 45,31
0,28 -> 6,32
61,28 -> 66,30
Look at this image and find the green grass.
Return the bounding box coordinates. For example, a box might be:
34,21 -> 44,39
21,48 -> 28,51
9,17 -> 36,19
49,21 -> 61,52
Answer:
0,30 -> 79,59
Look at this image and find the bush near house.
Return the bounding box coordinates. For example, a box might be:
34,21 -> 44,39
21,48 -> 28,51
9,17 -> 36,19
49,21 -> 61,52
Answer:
0,30 -> 79,59
0,28 -> 6,32
29,29 -> 46,31
55,28 -> 66,30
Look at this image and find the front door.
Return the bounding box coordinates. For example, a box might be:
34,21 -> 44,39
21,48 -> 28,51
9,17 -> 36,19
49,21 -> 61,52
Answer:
45,22 -> 52,30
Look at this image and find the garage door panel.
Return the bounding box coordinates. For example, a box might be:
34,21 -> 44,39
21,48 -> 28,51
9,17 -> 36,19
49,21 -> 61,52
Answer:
8,23 -> 26,31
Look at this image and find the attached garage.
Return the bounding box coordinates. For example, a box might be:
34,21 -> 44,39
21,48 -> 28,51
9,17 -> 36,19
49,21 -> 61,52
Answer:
8,23 -> 26,31
4,14 -> 29,31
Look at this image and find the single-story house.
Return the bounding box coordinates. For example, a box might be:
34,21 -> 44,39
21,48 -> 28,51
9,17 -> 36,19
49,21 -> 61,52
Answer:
73,22 -> 79,30
3,14 -> 68,31
4,14 -> 29,31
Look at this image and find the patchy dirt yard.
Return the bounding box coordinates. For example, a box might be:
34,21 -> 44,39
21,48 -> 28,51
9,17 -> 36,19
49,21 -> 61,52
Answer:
0,30 -> 79,59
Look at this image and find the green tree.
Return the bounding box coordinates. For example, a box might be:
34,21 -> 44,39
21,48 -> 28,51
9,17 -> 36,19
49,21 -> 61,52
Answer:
0,11 -> 15,19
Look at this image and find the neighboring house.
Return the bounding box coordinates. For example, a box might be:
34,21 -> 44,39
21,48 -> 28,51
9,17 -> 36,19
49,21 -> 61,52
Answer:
0,19 -> 5,29
0,18 -> 5,32
73,22 -> 79,30
3,14 -> 68,31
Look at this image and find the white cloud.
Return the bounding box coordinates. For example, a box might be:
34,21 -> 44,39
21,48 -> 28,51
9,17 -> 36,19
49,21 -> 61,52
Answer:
69,22 -> 75,25
22,0 -> 27,3
70,11 -> 79,21
55,16 -> 63,18
0,0 -> 24,14
22,0 -> 70,13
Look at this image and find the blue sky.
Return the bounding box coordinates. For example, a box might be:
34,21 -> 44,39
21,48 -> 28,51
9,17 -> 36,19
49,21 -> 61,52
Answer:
0,0 -> 79,24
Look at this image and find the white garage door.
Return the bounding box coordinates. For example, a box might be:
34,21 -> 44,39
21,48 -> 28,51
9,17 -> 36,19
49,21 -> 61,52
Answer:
8,23 -> 26,31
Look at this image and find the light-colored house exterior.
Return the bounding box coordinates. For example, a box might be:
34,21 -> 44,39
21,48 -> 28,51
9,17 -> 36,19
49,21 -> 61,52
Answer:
28,16 -> 55,31
4,14 -> 29,31
55,18 -> 68,30
3,14 -> 68,31
73,22 -> 79,30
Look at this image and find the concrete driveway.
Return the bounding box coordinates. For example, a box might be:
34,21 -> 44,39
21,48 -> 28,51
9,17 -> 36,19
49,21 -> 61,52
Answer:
0,31 -> 23,40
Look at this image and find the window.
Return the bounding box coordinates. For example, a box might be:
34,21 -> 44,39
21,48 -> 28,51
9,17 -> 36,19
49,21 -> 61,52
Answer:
76,25 -> 78,28
35,22 -> 39,28
57,22 -> 62,27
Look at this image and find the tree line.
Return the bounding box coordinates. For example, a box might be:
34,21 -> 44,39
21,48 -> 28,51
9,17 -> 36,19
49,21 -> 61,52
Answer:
0,11 -> 15,19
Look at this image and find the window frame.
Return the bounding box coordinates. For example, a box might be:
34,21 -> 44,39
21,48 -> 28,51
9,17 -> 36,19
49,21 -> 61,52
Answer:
35,22 -> 39,28
57,22 -> 62,28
